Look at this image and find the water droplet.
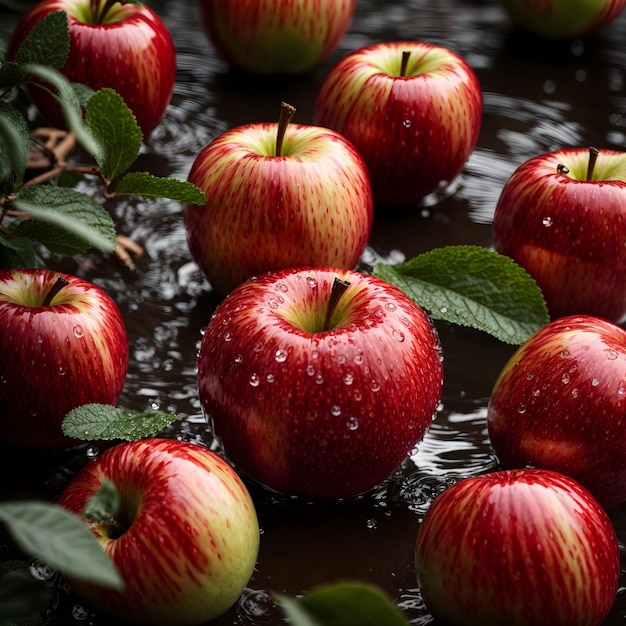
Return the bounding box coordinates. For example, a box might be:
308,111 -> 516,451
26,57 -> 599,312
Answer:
30,561 -> 54,581
571,388 -> 579,399
346,416 -> 359,430
57,365 -> 67,376
561,373 -> 570,384
85,446 -> 99,459
608,350 -> 619,360
266,373 -> 275,383
592,378 -> 600,387
343,373 -> 354,385
403,119 -> 412,128
337,354 -> 347,364
36,334 -> 44,344
268,300 -> 279,309
276,281 -> 289,293
354,354 -> 363,365
306,365 -> 316,376
73,325 -> 84,338
224,331 -> 233,342
274,349 -> 288,363
392,329 -> 405,342
366,517 -> 378,529
517,403 -> 527,414
315,374 -> 324,385
527,373 -> 535,381
371,380 -> 381,392
559,349 -> 570,359
311,350 -> 320,360
618,385 -> 626,395
72,605 -> 90,621
353,390 -> 363,401
331,405 -> 341,416
542,216 -> 553,227
440,306 -> 448,314
234,354 -> 243,364
253,341 -> 264,352
385,302 -> 397,311
306,276 -> 317,288
249,374 -> 260,387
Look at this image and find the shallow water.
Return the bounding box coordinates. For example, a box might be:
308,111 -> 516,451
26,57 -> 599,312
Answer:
1,0 -> 626,624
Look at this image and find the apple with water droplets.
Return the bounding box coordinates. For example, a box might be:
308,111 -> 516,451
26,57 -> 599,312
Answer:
500,0 -> 626,38
58,438 -> 260,625
487,314 -> 626,508
415,468 -> 620,626
196,267 -> 444,499
0,268 -> 128,450
493,147 -> 626,322
196,0 -> 356,75
185,102 -> 374,297
314,41 -> 483,207
6,0 -> 177,138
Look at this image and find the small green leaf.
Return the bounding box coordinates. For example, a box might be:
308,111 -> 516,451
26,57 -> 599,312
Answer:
62,403 -> 180,441
10,185 -> 116,255
86,88 -> 142,179
116,172 -> 207,204
276,582 -> 410,626
374,245 -> 550,345
14,11 -> 69,70
0,502 -> 123,590
22,64 -> 101,160
0,101 -> 30,194
82,480 -> 120,525
0,59 -> 28,90
0,233 -> 41,270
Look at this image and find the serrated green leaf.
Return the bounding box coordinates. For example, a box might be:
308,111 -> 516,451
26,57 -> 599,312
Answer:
116,172 -> 207,204
14,11 -> 69,69
86,88 -> 142,179
22,64 -> 101,160
62,403 -> 180,441
82,480 -> 120,525
374,245 -> 550,345
10,185 -> 116,254
0,101 -> 30,194
276,582 -> 410,626
0,502 -> 123,590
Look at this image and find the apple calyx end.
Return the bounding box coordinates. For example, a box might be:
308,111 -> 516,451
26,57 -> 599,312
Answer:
275,102 -> 296,157
323,277 -> 351,332
42,276 -> 70,306
400,50 -> 411,77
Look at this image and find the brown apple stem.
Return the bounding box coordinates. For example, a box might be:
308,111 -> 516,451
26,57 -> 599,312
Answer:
275,102 -> 296,157
323,277 -> 351,332
586,147 -> 599,181
400,51 -> 411,77
42,276 -> 69,306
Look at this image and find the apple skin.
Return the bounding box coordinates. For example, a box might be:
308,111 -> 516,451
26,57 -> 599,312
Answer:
0,268 -> 128,450
196,267 -> 444,499
184,120 -> 374,297
6,0 -> 177,138
415,468 -> 620,626
487,314 -> 626,509
500,0 -> 626,38
196,0 -> 356,75
314,41 -> 483,207
57,438 -> 260,625
492,148 -> 626,322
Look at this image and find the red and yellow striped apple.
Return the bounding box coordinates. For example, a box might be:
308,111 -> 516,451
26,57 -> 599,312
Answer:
415,469 -> 620,626
493,147 -> 626,322
487,314 -> 626,509
0,268 -> 128,449
185,103 -> 374,297
6,0 -> 177,138
314,41 -> 483,207
196,267 -> 443,499
58,438 -> 260,625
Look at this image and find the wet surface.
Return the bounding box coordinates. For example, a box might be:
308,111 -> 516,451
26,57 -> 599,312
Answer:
1,0 -> 626,623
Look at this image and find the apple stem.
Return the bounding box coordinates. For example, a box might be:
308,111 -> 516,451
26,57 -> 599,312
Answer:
323,277 -> 351,332
400,51 -> 411,77
275,102 -> 296,157
586,147 -> 599,181
42,276 -> 69,306
91,0 -> 116,24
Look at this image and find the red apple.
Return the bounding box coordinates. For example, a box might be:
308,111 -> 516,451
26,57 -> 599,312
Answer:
58,438 -> 260,625
184,103 -> 374,297
487,314 -> 626,509
493,147 -> 626,322
415,468 -> 620,626
500,0 -> 626,38
314,41 -> 483,207
196,267 -> 444,499
6,0 -> 177,138
0,268 -> 128,450
196,0 -> 356,75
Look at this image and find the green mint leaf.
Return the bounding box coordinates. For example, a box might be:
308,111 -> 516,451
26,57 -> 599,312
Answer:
374,245 -> 550,345
22,64 -> 101,161
62,403 -> 180,441
0,562 -> 52,621
0,101 -> 30,194
14,10 -> 69,70
116,172 -> 207,204
86,88 -> 142,179
82,480 -> 120,525
10,185 -> 116,254
276,582 -> 410,626
0,502 -> 123,590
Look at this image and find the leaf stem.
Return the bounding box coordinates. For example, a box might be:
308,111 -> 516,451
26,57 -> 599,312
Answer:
586,147 -> 599,181
323,277 -> 351,332
400,51 -> 411,77
275,102 -> 296,157
42,276 -> 69,306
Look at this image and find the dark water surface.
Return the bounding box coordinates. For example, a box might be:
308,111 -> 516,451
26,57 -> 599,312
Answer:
1,0 -> 626,624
